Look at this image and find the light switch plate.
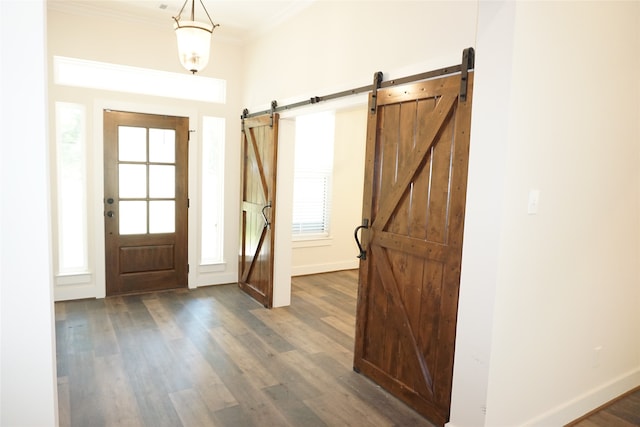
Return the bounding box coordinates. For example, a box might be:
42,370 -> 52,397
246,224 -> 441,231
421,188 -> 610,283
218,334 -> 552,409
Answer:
527,189 -> 540,214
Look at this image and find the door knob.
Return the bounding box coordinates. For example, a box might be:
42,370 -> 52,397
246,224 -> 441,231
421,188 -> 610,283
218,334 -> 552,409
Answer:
106,211 -> 114,218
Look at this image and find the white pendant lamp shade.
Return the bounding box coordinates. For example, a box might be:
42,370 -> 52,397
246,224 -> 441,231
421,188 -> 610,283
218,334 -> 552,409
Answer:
174,20 -> 213,74
172,0 -> 218,74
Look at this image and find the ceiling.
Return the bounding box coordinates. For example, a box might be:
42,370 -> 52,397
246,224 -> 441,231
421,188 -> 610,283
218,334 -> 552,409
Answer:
47,0 -> 315,43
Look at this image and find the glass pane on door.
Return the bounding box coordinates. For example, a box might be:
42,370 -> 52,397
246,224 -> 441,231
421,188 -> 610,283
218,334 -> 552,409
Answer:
149,165 -> 175,198
119,201 -> 147,235
149,129 -> 175,163
118,126 -> 147,161
119,164 -> 147,198
149,201 -> 175,233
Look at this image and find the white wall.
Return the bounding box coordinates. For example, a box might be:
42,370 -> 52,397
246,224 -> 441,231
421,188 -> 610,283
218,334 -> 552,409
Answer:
272,118 -> 295,307
242,1 -> 478,109
449,1 -> 516,424
482,2 -> 640,425
47,8 -> 245,300
0,1 -> 58,425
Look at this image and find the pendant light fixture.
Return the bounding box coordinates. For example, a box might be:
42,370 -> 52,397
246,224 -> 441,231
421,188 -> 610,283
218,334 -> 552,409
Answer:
173,0 -> 219,74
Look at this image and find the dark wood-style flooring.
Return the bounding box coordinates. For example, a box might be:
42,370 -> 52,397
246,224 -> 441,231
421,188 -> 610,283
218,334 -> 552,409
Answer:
567,387 -> 640,427
56,270 -> 639,426
55,270 -> 435,427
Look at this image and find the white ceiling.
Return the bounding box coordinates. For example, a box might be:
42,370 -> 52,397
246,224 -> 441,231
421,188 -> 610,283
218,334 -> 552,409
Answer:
47,0 -> 315,43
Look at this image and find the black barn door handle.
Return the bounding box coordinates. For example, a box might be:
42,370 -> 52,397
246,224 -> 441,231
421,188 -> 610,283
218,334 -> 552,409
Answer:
354,219 -> 369,260
261,202 -> 272,229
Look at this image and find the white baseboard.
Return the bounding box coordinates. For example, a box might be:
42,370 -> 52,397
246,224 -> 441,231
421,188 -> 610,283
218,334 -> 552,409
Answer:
446,368 -> 640,427
54,262 -> 358,300
192,271 -> 237,288
54,283 -> 98,301
291,260 -> 359,277
55,270 -> 238,300
523,367 -> 640,426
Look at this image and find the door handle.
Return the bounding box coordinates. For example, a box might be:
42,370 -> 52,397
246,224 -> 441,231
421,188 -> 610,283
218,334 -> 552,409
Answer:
106,211 -> 114,218
354,219 -> 369,260
261,202 -> 272,229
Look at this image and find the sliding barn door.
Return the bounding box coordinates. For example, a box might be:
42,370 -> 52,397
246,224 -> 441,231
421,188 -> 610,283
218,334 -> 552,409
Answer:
238,114 -> 279,308
353,72 -> 474,426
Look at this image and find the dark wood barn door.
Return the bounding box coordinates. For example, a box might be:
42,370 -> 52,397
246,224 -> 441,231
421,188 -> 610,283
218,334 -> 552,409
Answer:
239,114 -> 279,308
103,110 -> 189,296
353,72 -> 474,426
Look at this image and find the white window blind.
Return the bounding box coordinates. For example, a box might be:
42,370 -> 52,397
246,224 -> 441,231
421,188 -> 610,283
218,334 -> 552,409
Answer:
292,111 -> 335,237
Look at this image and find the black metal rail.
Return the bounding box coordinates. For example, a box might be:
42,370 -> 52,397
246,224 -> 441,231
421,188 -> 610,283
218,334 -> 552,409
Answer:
241,47 -> 474,120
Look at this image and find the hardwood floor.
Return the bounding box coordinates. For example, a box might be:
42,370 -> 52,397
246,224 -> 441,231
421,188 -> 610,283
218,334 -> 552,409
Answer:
55,270 -> 435,427
567,387 -> 640,427
56,270 -> 639,426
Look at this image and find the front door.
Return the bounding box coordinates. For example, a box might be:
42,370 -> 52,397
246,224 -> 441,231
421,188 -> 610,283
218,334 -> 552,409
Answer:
353,72 -> 474,426
103,110 -> 189,296
238,114 -> 279,308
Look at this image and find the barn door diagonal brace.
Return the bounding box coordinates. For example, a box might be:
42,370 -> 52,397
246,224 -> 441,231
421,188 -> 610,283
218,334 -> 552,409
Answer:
459,47 -> 475,102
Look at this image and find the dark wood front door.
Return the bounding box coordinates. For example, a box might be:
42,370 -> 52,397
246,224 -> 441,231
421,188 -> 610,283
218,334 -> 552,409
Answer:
104,110 -> 189,296
353,72 -> 474,426
238,114 -> 279,308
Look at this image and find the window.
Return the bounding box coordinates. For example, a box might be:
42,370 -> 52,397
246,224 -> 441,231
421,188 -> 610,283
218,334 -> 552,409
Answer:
55,102 -> 88,274
200,116 -> 225,264
116,126 -> 177,235
292,111 -> 335,237
54,56 -> 226,104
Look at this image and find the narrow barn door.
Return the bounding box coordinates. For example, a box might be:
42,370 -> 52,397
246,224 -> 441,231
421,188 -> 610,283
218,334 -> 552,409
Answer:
103,111 -> 189,296
239,114 -> 279,308
353,72 -> 474,426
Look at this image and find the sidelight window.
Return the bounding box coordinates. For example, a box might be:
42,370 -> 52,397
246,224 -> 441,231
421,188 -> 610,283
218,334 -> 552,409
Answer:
55,102 -> 88,274
200,116 -> 225,264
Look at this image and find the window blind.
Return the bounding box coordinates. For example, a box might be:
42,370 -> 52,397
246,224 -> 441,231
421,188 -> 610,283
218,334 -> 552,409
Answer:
292,112 -> 335,237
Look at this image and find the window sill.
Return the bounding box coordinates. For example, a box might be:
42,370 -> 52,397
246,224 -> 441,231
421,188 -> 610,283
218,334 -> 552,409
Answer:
198,262 -> 227,273
55,273 -> 92,286
292,237 -> 333,248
